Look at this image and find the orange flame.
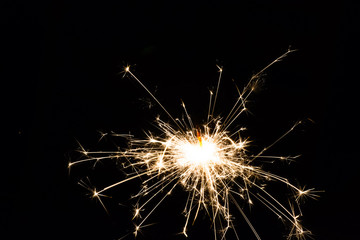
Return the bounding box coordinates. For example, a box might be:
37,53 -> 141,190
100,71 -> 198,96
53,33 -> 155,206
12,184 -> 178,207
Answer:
196,130 -> 203,147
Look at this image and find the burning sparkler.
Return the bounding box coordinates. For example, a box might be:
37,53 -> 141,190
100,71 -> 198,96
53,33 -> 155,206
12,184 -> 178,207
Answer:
69,49 -> 318,239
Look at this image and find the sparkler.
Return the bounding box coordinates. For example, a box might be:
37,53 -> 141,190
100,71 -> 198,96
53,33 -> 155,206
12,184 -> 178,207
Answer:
69,49 -> 318,239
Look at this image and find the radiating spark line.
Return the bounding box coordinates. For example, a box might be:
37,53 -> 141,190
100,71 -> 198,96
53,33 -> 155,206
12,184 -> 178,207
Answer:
70,49 -> 318,240
230,193 -> 261,240
210,65 -> 223,118
207,90 -> 214,122
125,67 -> 184,132
136,182 -> 179,236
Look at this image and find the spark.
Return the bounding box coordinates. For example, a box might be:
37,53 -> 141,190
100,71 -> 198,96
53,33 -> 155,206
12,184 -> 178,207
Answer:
70,49 -> 318,239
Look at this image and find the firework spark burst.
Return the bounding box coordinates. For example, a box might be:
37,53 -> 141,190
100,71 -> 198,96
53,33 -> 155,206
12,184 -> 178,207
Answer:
69,49 -> 319,239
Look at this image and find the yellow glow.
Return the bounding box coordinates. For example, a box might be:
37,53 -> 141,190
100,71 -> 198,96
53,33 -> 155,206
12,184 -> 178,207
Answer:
178,139 -> 219,167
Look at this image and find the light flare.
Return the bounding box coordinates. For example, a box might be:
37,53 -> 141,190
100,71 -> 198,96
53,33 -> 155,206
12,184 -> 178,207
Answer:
70,49 -> 319,240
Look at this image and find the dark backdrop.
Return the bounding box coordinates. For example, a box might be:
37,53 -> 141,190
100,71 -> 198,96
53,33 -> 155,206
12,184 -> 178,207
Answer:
2,1 -> 359,239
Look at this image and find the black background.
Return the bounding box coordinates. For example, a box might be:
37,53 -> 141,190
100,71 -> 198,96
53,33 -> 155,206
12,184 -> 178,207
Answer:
2,1 -> 359,239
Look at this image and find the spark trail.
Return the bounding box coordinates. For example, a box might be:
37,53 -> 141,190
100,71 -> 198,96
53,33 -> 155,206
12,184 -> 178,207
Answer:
69,49 -> 318,239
